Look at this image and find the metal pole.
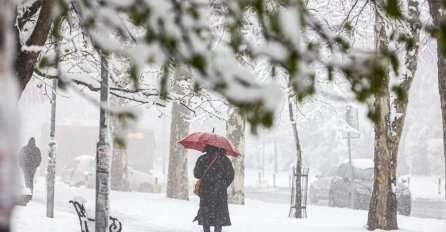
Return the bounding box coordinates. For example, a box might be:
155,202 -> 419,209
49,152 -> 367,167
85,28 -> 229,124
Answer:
273,173 -> 276,187
289,167 -> 296,217
262,133 -> 265,177
46,79 -> 57,218
348,132 -> 355,208
95,54 -> 111,232
258,172 -> 261,185
346,106 -> 353,167
274,138 -> 278,174
348,133 -> 352,169
346,106 -> 354,208
162,117 -> 166,175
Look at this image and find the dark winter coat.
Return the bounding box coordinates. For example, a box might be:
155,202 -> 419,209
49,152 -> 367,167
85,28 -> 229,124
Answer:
19,138 -> 41,192
19,138 -> 42,172
193,152 -> 234,226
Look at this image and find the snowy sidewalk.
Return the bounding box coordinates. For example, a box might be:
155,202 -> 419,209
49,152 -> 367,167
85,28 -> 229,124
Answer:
11,179 -> 446,232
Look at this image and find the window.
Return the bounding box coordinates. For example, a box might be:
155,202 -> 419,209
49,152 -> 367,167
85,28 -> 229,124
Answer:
354,168 -> 374,180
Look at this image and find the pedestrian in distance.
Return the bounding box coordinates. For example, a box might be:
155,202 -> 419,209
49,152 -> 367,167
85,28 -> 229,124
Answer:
19,137 -> 42,195
193,144 -> 235,232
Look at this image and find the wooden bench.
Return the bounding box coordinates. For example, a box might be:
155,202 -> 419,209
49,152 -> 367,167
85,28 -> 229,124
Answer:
69,200 -> 122,232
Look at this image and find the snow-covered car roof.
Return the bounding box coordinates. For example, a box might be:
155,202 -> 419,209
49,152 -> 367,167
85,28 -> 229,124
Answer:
71,155 -> 153,177
339,159 -> 374,169
74,155 -> 95,161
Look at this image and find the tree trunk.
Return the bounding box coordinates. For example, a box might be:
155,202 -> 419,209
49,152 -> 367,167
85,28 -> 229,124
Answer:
110,94 -> 130,191
0,2 -> 20,231
367,9 -> 397,230
368,2 -> 420,229
428,0 -> 446,199
166,81 -> 190,200
368,86 -> 397,230
390,0 -> 421,176
287,86 -> 303,218
14,0 -> 54,92
226,106 -> 245,205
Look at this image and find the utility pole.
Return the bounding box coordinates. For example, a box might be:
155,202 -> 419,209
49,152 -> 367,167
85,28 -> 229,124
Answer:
46,79 -> 57,218
95,54 -> 111,232
346,106 -> 353,167
346,106 -> 354,209
345,105 -> 360,208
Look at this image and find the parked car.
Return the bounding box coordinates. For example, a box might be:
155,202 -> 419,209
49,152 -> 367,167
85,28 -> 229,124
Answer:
309,167 -> 337,203
61,155 -> 160,193
328,159 -> 411,216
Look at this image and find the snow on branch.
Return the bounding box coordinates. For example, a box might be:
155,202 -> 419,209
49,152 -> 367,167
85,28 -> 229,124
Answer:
36,0 -> 419,129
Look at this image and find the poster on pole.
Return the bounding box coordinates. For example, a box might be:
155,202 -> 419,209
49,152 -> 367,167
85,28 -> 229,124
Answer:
97,144 -> 110,169
98,173 -> 109,194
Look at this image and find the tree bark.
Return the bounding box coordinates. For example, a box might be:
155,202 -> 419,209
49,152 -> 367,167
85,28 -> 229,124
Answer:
368,1 -> 420,229
428,0 -> 446,199
367,9 -> 396,230
287,84 -> 303,218
226,106 -> 245,205
110,87 -> 130,191
166,80 -> 190,200
390,0 -> 421,174
14,0 -> 54,92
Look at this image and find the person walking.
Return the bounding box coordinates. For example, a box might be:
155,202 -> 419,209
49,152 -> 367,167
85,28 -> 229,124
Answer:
19,137 -> 42,194
193,145 -> 235,232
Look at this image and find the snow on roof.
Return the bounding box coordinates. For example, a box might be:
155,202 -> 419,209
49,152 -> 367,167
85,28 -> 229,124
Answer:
339,159 -> 374,169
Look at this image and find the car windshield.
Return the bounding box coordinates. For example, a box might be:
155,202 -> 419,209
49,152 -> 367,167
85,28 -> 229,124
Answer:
354,167 -> 373,180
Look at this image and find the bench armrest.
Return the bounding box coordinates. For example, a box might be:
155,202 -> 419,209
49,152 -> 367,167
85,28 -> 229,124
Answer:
109,216 -> 122,232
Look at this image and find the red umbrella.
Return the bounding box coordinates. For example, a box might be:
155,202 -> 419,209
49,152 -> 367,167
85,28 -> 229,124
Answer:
178,132 -> 241,157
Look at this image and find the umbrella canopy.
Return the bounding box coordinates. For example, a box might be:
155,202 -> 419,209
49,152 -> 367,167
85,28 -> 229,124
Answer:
178,132 -> 241,157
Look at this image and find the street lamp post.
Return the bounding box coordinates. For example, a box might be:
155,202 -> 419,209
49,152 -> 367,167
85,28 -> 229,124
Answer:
346,106 -> 353,175
46,78 -> 57,218
345,105 -> 359,208
95,54 -> 112,232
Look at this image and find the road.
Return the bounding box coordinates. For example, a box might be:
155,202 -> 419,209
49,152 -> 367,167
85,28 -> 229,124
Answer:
246,188 -> 446,220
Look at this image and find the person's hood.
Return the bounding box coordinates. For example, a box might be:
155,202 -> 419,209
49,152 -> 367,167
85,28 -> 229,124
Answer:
28,138 -> 36,146
396,182 -> 409,191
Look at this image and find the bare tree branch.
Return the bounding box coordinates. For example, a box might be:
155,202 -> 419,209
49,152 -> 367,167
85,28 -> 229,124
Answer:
15,0 -> 54,91
17,0 -> 43,30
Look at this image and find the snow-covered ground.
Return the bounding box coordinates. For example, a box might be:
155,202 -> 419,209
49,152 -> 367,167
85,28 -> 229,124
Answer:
11,177 -> 446,232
